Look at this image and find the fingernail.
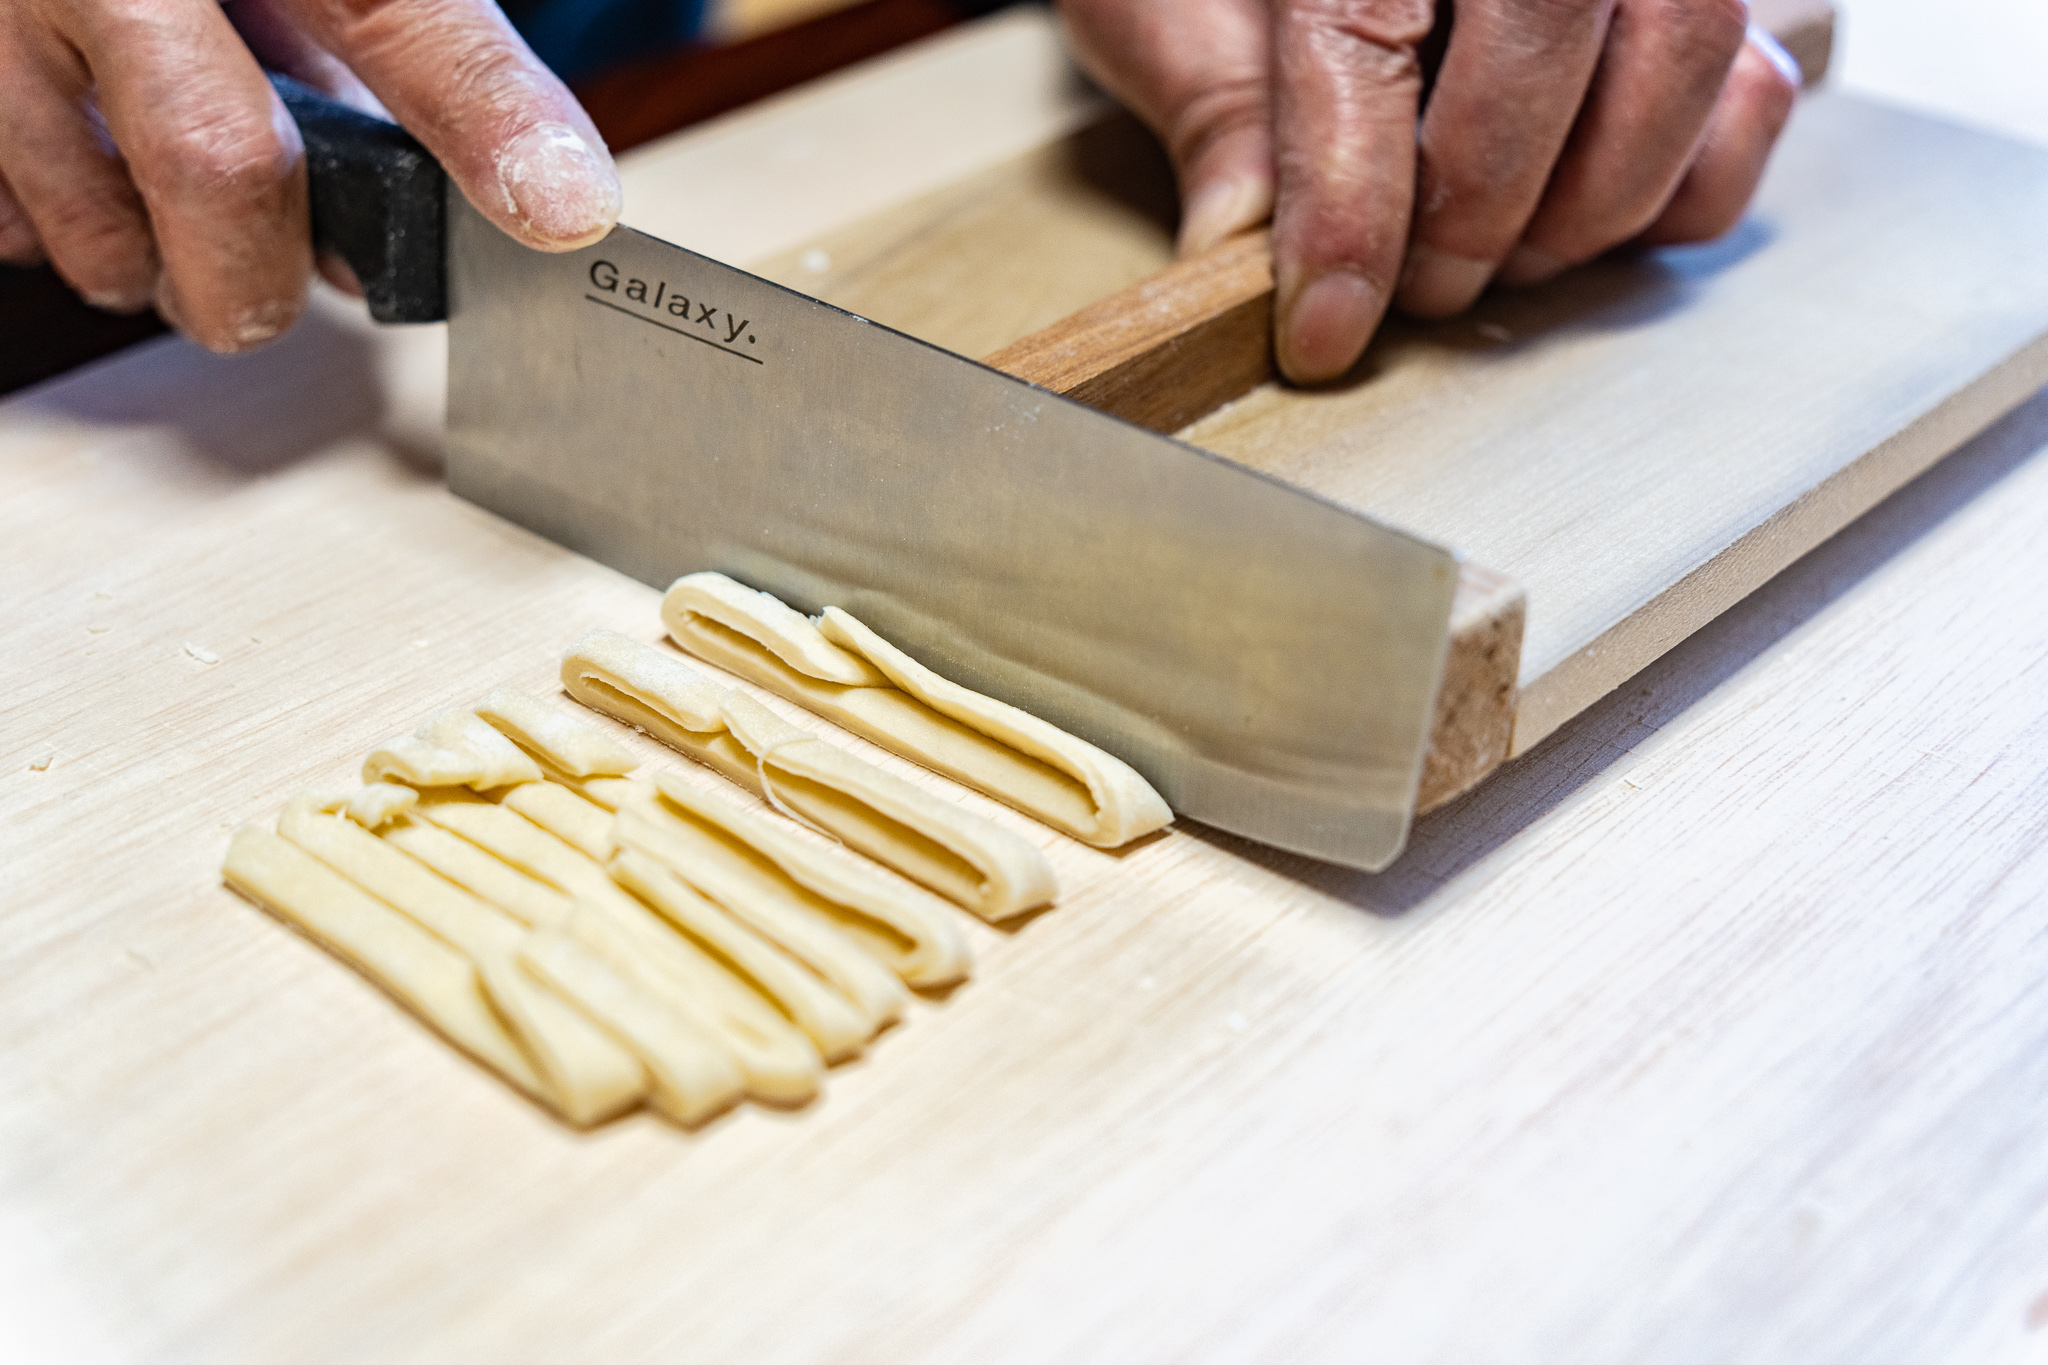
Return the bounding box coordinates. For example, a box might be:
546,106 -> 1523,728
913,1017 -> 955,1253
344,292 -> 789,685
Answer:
226,297 -> 299,351
1496,245 -> 1568,287
1178,175 -> 1271,257
153,276 -> 184,330
1396,244 -> 1494,317
1746,23 -> 1804,88
1279,270 -> 1380,384
496,123 -> 622,249
83,284 -> 157,315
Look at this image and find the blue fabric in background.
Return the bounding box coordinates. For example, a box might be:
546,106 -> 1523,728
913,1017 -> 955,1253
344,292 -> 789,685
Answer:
503,0 -> 710,80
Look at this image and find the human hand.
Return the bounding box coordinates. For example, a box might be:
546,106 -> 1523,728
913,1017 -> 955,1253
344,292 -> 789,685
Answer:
0,0 -> 621,353
1059,0 -> 1802,383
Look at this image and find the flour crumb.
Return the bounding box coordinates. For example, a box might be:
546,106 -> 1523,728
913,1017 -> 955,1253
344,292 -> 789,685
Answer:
91,590 -> 113,601
28,754 -> 54,772
1137,975 -> 1157,991
86,624 -> 111,635
800,248 -> 831,274
1226,1012 -> 1248,1034
184,642 -> 220,665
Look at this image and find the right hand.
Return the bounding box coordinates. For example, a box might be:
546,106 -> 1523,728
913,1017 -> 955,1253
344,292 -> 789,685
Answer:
0,0 -> 622,353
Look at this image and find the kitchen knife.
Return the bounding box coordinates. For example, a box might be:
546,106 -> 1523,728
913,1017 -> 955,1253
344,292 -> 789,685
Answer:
277,75 -> 1461,871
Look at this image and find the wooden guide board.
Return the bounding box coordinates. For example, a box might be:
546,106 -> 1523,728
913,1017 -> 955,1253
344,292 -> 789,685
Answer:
632,8 -> 2048,795
1186,94 -> 2048,754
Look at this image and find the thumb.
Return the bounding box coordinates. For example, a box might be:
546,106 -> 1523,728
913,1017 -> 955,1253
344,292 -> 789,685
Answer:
1059,0 -> 1274,257
289,0 -> 621,251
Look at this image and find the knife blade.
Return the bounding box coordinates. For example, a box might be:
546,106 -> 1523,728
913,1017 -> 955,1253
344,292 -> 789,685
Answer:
279,76 -> 1460,870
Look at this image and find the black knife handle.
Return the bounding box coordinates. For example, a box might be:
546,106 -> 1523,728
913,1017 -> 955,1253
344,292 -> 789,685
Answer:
271,74 -> 447,323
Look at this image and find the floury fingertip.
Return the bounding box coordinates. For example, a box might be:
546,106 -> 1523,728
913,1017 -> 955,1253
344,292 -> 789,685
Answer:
495,123 -> 622,250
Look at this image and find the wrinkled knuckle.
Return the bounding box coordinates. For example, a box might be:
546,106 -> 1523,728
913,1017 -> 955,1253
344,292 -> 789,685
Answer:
1501,0 -> 1610,28
57,217 -> 151,278
1673,0 -> 1748,60
33,192 -> 151,281
432,37 -> 547,130
158,110 -> 296,200
312,0 -> 412,39
1288,0 -> 1435,50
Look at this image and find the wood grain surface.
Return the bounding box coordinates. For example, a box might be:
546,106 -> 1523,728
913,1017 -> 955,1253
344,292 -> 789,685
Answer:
8,4 -> 2048,1361
981,226 -> 1275,434
8,289 -> 2048,1365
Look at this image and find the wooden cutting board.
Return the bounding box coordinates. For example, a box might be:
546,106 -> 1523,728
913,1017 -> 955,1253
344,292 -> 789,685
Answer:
7,8 -> 2048,1362
639,5 -> 2048,807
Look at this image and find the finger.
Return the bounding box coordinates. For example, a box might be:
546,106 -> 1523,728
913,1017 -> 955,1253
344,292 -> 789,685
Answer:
1395,0 -> 1613,318
317,250 -> 366,296
1271,0 -> 1436,384
81,0 -> 309,350
0,170 -> 46,265
1059,0 -> 1274,257
1498,0 -> 1748,286
292,0 -> 619,251
0,36 -> 157,308
1637,29 -> 1800,246
227,0 -> 387,115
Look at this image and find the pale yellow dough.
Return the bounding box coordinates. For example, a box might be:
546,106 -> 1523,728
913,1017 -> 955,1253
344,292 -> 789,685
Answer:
474,687 -> 639,778
363,708 -> 544,790
560,630 -> 1055,921
519,926 -> 744,1127
610,848 -> 882,1063
346,782 -> 418,829
645,771 -> 968,988
475,688 -> 967,982
280,794 -> 643,1126
223,678 -> 1011,1127
221,825 -> 549,1106
410,789 -> 823,1105
498,775 -> 897,1059
662,572 -> 1172,847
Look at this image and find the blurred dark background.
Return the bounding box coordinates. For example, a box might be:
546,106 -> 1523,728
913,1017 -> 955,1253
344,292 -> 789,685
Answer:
1,0 -> 1013,397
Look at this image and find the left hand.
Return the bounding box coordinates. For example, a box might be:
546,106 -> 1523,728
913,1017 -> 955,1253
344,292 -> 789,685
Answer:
1058,0 -> 1804,384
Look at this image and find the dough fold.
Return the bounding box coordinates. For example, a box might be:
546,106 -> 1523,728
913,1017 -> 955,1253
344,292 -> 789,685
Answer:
363,708 -> 544,791
613,801 -> 908,1026
221,826 -> 550,1107
649,771 -> 968,989
562,630 -> 1055,922
221,681 -> 1009,1128
475,687 -> 639,778
279,794 -> 644,1125
519,926 -> 745,1127
610,848 -> 882,1063
410,789 -> 824,1105
662,573 -> 1171,847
